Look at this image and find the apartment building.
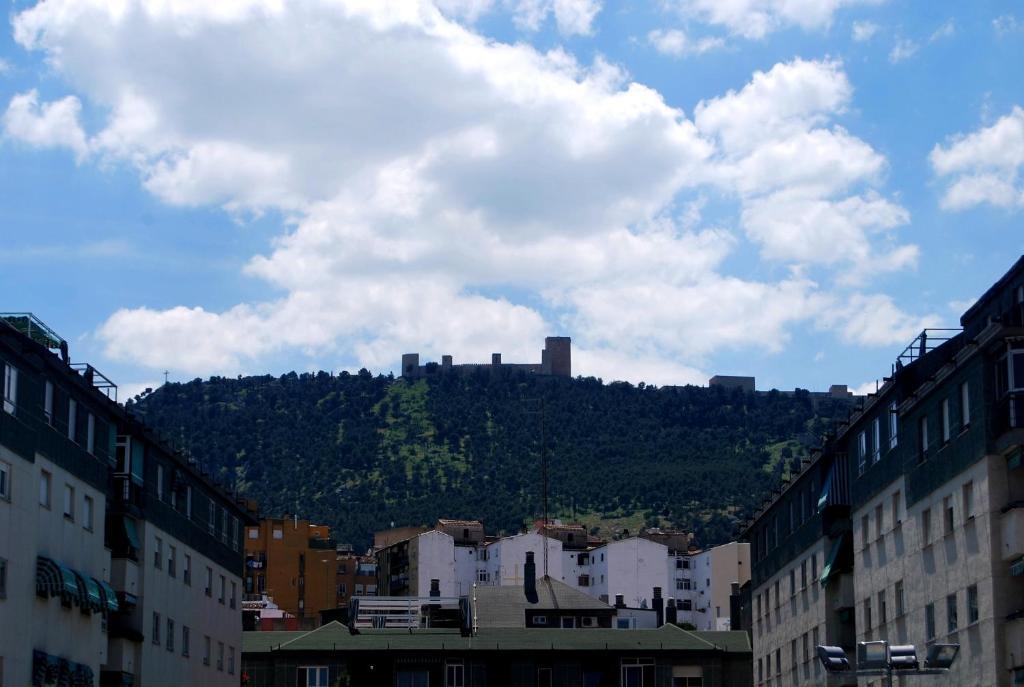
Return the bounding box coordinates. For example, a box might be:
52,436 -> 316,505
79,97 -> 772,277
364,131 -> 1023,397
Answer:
0,313 -> 252,687
335,549 -> 377,608
744,255 -> 1024,687
244,516 -> 338,620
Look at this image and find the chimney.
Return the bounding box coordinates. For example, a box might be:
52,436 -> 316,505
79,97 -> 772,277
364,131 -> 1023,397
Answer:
430,579 -> 440,598
524,552 -> 537,602
666,597 -> 678,625
653,587 -> 664,627
614,594 -> 625,609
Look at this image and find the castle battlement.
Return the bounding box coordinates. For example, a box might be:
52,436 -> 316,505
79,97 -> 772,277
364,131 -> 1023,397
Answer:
401,336 -> 571,379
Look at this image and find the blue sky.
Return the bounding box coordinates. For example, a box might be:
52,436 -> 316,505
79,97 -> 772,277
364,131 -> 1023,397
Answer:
1,0 -> 1023,399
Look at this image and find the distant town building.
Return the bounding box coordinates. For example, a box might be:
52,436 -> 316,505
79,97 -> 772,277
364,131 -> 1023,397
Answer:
743,255 -> 1024,687
0,313 -> 251,687
244,516 -> 338,623
401,336 -> 571,379
709,375 -> 757,393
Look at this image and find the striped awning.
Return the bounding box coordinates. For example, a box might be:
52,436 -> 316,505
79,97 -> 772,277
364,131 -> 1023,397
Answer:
36,557 -> 62,598
1011,557 -> 1024,577
819,533 -> 849,588
818,454 -> 851,513
97,580 -> 120,614
83,577 -> 104,614
122,516 -> 141,550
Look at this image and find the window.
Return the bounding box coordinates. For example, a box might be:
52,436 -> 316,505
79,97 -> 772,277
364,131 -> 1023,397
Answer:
86,414 -> 95,455
39,470 -> 51,508
0,557 -> 7,598
800,560 -> 807,589
205,567 -> 213,597
154,537 -> 163,570
157,465 -> 164,501
960,382 -> 970,428
168,546 -> 176,578
872,417 -> 881,463
203,636 -> 211,666
944,496 -> 955,535
301,667 -> 329,687
179,624 -> 190,657
208,501 -> 216,535
857,431 -> 867,475
863,598 -> 872,631
221,507 -> 229,544
861,515 -> 870,547
248,527 -> 259,540
44,381 -> 54,424
83,495 -> 94,531
918,416 -> 928,463
620,658 -> 653,687
810,552 -> 817,580
219,575 -> 226,604
184,554 -> 192,586
775,648 -> 781,676
445,662 -> 465,687
680,599 -> 693,611
338,582 -> 348,596
232,517 -> 239,551
790,569 -> 795,596
894,580 -> 905,617
892,491 -> 902,526
941,399 -> 951,443
230,581 -> 237,609
167,618 -> 175,652
0,460 -> 10,501
2,363 -> 18,414
68,398 -> 77,441
889,400 -> 898,449
152,612 -> 161,645
812,628 -> 820,673
397,671 -> 431,687
875,504 -> 884,538
922,508 -> 932,546
963,481 -> 974,520
228,646 -> 235,675
947,593 -> 958,633
217,642 -> 224,671
63,484 -> 74,520
967,585 -> 979,624
925,603 -> 936,639
186,486 -> 192,518
272,527 -> 283,540
878,590 -> 887,625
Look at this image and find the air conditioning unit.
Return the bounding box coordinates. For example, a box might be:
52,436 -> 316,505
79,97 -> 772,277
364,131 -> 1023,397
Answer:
581,617 -> 596,627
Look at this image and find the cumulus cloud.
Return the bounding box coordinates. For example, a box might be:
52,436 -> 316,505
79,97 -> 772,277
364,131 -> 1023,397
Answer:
647,28 -> 724,57
993,15 -> 1021,35
888,37 -> 918,63
818,293 -> 942,347
510,0 -> 602,35
929,19 -> 955,42
2,89 -> 89,159
6,0 -> 931,380
930,106 -> 1024,211
667,0 -> 887,39
851,20 -> 878,42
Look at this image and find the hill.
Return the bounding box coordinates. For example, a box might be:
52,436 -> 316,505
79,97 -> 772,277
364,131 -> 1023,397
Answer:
127,369 -> 856,550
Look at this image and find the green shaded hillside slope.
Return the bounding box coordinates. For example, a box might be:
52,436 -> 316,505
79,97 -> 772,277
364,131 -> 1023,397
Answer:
129,370 -> 854,549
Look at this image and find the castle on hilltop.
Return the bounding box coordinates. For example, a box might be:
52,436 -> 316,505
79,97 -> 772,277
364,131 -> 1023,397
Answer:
401,336 -> 571,379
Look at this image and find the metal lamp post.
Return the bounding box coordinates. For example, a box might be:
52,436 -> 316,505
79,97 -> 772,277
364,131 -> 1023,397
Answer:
817,641 -> 960,686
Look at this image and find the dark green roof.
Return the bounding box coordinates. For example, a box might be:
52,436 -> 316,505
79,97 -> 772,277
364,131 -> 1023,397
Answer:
472,577 -> 613,628
243,621 -> 751,655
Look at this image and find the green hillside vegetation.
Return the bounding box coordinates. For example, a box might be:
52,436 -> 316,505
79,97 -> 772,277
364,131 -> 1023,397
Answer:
128,369 -> 855,550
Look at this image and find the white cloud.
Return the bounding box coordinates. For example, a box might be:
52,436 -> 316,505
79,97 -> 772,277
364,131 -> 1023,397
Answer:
7,1 -> 930,382
888,37 -> 918,63
434,0 -> 496,23
668,0 -> 886,40
948,298 -> 976,314
818,293 -> 942,347
929,19 -> 954,42
930,106 -> 1024,211
647,28 -> 724,57
510,0 -> 602,35
850,379 -> 880,396
994,15 -> 1021,35
0,58 -> 11,74
851,20 -> 878,42
2,89 -> 89,159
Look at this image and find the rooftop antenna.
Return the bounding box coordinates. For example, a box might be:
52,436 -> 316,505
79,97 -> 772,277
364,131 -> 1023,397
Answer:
524,397 -> 549,579
164,370 -> 169,385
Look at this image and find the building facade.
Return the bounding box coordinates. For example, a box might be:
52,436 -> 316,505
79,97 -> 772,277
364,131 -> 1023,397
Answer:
401,336 -> 572,378
0,313 -> 251,687
744,256 -> 1024,687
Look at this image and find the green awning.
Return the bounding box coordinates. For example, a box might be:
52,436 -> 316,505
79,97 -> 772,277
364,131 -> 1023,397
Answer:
36,557 -> 61,597
1012,557 -> 1024,577
123,516 -> 141,550
59,565 -> 81,597
819,535 -> 844,588
99,579 -> 120,613
84,577 -> 103,612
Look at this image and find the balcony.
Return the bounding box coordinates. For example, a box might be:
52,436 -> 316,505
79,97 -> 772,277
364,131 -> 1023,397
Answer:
995,393 -> 1024,443
1001,503 -> 1024,561
1007,614 -> 1024,670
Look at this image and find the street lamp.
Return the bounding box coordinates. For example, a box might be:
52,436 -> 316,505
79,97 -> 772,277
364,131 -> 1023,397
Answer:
817,641 -> 960,686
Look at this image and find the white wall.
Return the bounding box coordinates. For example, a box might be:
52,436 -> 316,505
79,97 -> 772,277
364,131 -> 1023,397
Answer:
410,530 -> 457,597
590,537 -> 668,609
484,532 -> 563,585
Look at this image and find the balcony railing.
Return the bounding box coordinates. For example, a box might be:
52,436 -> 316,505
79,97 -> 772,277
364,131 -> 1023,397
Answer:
894,329 -> 962,370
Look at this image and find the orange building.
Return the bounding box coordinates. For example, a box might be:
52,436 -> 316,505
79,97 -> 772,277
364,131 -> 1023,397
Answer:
244,516 -> 338,621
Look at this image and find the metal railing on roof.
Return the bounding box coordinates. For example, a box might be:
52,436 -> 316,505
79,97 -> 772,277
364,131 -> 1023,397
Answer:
0,313 -> 67,352
893,329 -> 962,371
70,363 -> 118,402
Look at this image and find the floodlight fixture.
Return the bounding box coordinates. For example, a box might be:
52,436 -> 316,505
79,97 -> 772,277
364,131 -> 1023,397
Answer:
817,645 -> 851,673
888,645 -> 919,671
857,641 -> 889,671
924,643 -> 960,670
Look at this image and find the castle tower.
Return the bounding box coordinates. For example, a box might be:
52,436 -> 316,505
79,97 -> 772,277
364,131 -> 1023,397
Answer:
401,353 -> 420,378
544,337 -> 571,377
